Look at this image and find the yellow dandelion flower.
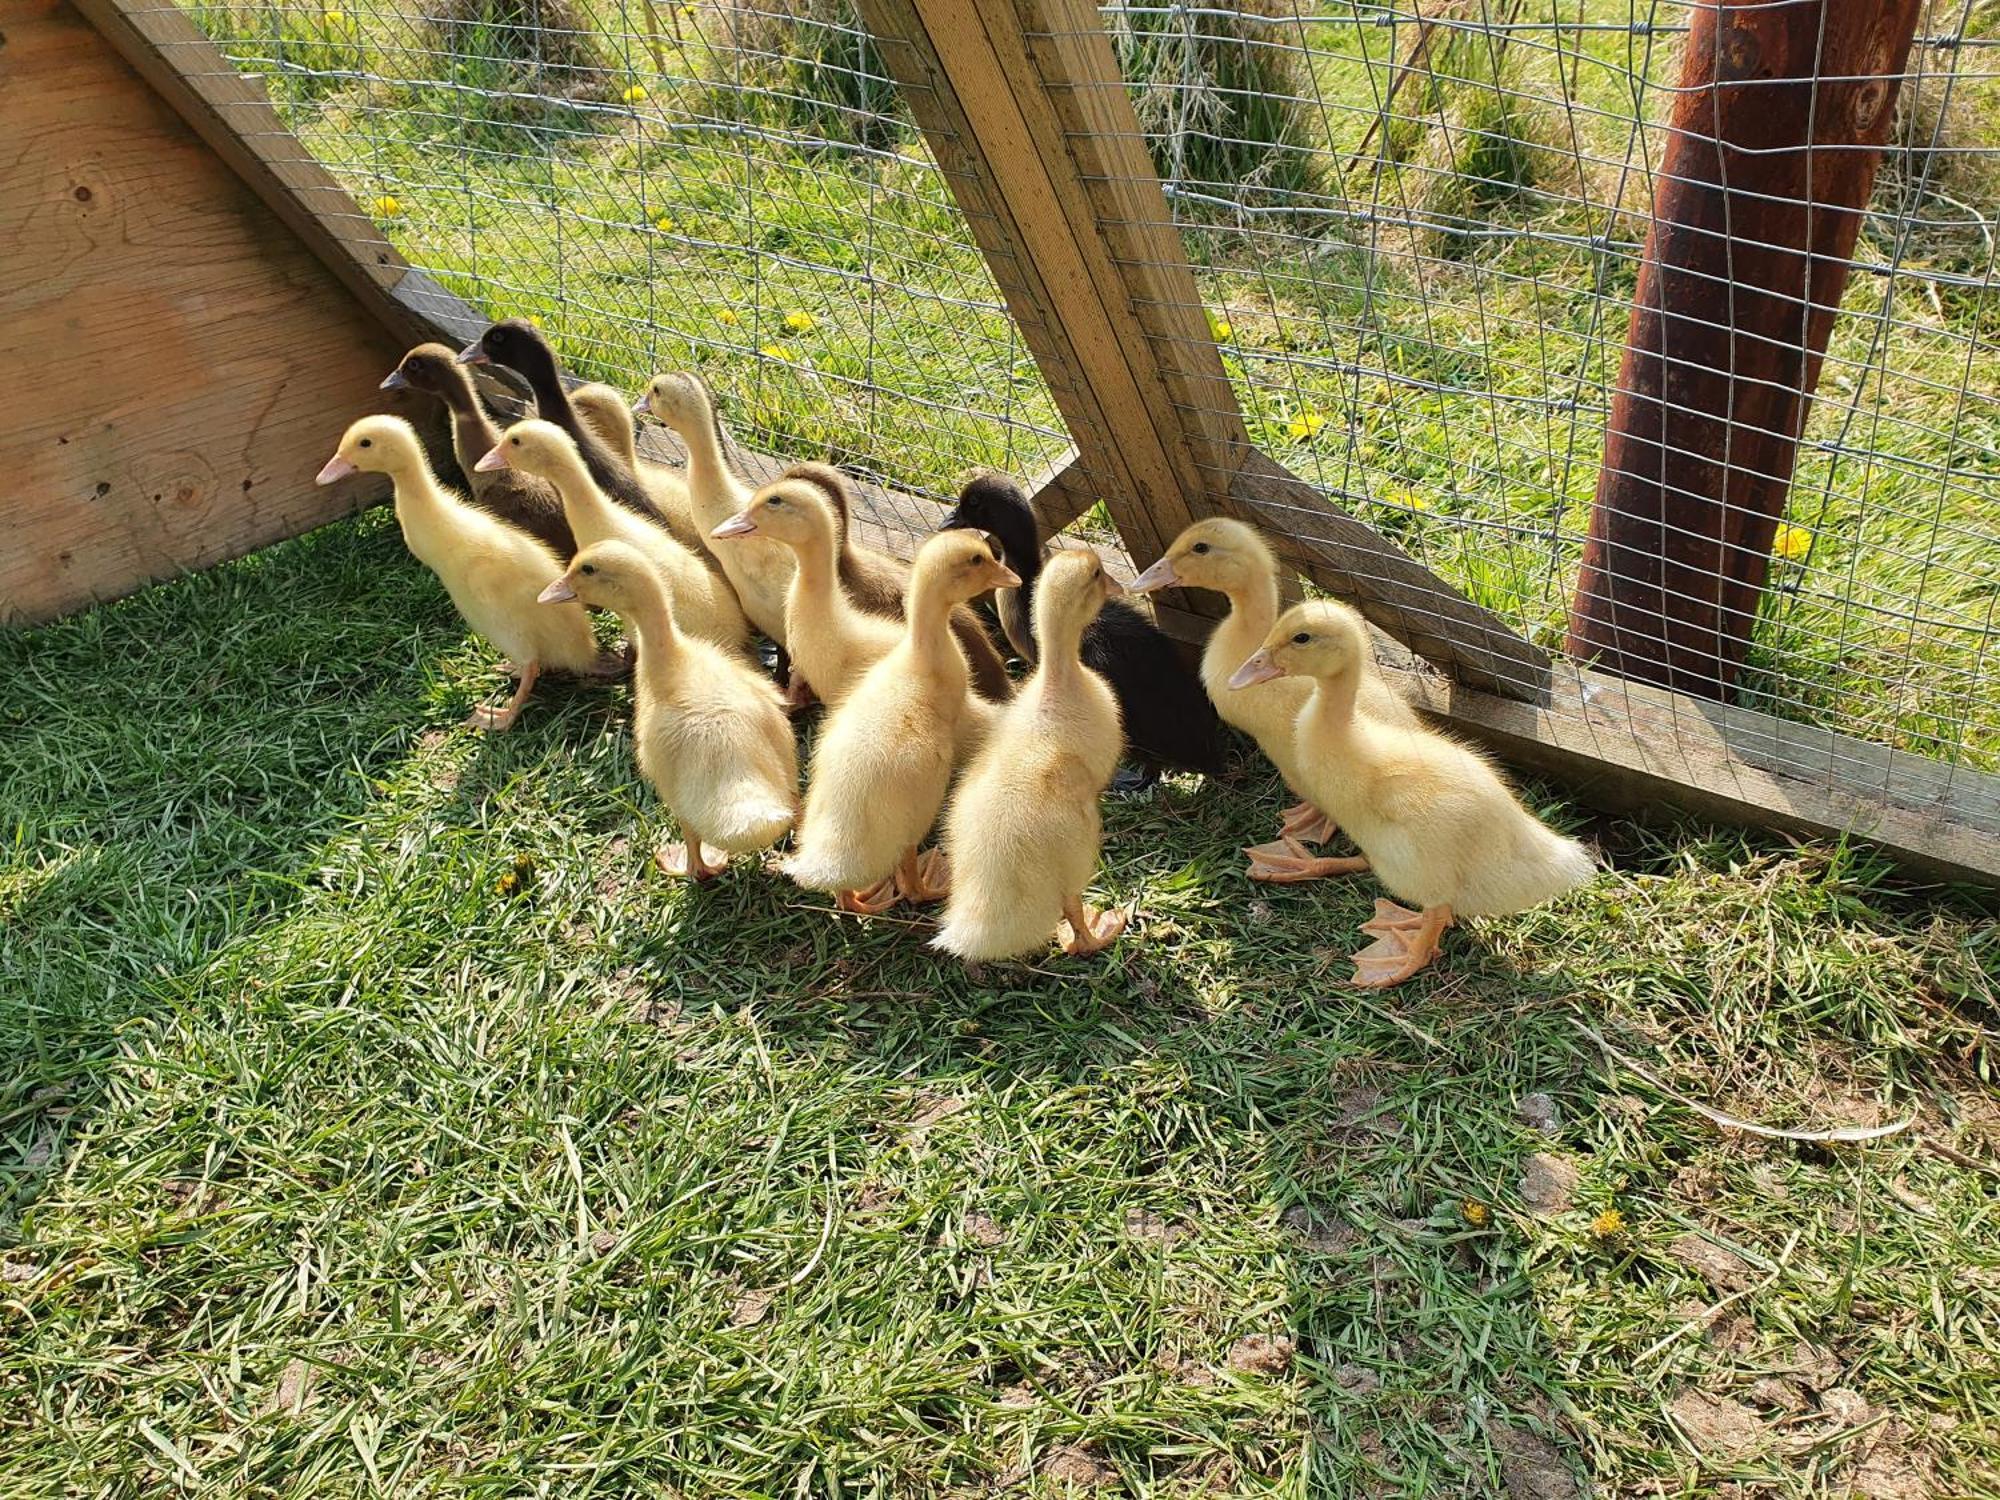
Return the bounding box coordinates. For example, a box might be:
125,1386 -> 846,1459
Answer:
759,344 -> 790,360
622,83 -> 649,105
322,8 -> 345,25
1461,1199 -> 1492,1228
1208,312 -> 1234,340
679,2 -> 698,13
527,314 -> 543,329
1773,522 -> 1812,562
1284,410 -> 1327,441
717,308 -> 741,327
653,214 -> 675,233
1589,1208 -> 1626,1239
371,194 -> 400,217
783,311 -> 815,334
1404,491 -> 1433,512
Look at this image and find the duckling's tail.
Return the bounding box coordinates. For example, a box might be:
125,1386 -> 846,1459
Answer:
709,795 -> 794,853
930,874 -> 1060,963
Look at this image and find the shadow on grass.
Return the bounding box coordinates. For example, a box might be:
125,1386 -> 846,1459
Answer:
0,512 -> 480,1238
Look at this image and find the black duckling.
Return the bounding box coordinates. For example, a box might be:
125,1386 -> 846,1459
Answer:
457,320 -> 700,547
939,473 -> 1227,793
382,344 -> 576,560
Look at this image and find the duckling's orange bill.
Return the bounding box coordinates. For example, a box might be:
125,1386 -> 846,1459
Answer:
473,445 -> 508,472
378,369 -> 409,390
315,455 -> 357,485
1228,650 -> 1283,689
537,576 -> 578,604
1127,556 -> 1178,592
455,340 -> 488,364
711,512 -> 758,538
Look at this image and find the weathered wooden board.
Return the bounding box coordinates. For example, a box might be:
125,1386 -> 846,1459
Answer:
0,0 -> 415,624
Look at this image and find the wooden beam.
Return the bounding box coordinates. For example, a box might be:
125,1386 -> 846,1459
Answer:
1376,653 -> 2000,888
857,0 -> 1550,699
1229,451 -> 1550,702
1020,450 -> 1101,537
67,0 -> 430,347
1567,0 -> 1925,696
0,0 -> 432,625
854,0 -> 1224,576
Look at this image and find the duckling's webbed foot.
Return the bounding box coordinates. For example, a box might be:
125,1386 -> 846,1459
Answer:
1057,895 -> 1126,957
1244,836 -> 1369,883
1350,903 -> 1452,988
466,659 -> 541,731
893,846 -> 950,905
656,839 -> 730,881
1279,800 -> 1339,845
835,876 -> 899,915
1109,762 -> 1161,797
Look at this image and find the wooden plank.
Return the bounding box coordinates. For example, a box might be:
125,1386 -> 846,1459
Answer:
67,0 -> 428,345
1567,0 -> 1925,696
0,0 -> 422,624
1229,450 -> 1551,701
854,0 -> 1218,599
1376,653 -> 2000,887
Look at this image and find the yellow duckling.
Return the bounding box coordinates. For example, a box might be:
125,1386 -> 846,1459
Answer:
1232,601 -> 1596,987
540,540 -> 796,879
1130,517 -> 1416,882
479,420 -> 749,654
933,551 -> 1127,962
635,372 -> 793,651
315,415 -> 609,730
783,530 -> 1021,914
711,470 -> 900,706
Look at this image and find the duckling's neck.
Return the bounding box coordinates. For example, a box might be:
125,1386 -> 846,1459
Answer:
1226,566 -> 1282,640
439,373 -> 502,464
1035,610 -> 1089,694
387,460 -> 463,556
621,590 -> 684,690
677,397 -> 737,506
538,452 -> 618,531
904,573 -> 968,679
1303,669 -> 1361,739
791,525 -> 843,600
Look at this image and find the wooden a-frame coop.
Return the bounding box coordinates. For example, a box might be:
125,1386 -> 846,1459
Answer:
4,0 -> 1995,882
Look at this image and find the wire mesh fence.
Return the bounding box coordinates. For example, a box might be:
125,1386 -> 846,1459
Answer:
171,0 -> 1999,803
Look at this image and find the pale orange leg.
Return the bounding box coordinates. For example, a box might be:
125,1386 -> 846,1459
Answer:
1056,893 -> 1126,957
783,670 -> 818,715
835,875 -> 898,915
656,835 -> 730,881
1244,835 -> 1371,884
893,845 -> 950,905
1350,903 -> 1454,988
468,659 -> 540,731
1279,800 -> 1339,845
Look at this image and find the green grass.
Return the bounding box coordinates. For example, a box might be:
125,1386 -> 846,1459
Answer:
4,509 -> 1999,1496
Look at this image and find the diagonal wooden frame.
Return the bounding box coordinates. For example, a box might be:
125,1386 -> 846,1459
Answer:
854,0 -> 1551,702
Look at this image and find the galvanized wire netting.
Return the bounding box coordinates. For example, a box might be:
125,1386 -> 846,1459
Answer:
178,0 -> 1998,788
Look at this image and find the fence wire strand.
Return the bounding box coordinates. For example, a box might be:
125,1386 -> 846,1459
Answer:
168,0 -> 1998,819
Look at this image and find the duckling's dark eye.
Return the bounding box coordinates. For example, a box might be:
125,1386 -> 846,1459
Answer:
1292,631 -> 1310,645
580,564 -> 597,576
768,496 -> 785,507
510,436 -> 521,445
1191,542 -> 1211,555
359,438 -> 373,449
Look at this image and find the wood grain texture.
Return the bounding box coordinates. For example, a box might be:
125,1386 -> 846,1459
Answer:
1566,0 -> 1925,695
854,0 -> 1219,590
68,0 -> 429,343
1230,451 -> 1551,700
1,0 -> 416,624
